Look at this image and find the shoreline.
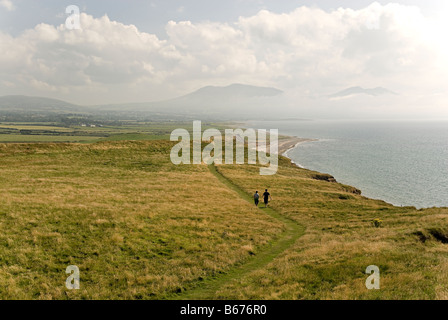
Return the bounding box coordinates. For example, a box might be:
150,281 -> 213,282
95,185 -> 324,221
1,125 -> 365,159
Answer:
236,123 -> 441,210
234,121 -> 317,162
277,136 -> 317,156
278,136 -> 318,169
274,135 -> 416,208
252,135 -> 317,163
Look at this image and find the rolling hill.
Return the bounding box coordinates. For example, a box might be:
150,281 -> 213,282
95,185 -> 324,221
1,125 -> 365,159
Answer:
0,95 -> 84,113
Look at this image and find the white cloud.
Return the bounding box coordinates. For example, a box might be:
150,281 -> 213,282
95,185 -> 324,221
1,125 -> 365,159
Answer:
0,2 -> 447,117
0,0 -> 15,11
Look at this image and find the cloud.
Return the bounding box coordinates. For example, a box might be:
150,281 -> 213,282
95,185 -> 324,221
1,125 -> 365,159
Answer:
236,4 -> 444,89
0,14 -> 184,101
0,2 -> 446,116
0,0 -> 15,11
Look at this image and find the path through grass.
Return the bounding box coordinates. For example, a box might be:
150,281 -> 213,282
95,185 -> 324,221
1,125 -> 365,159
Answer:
174,164 -> 305,300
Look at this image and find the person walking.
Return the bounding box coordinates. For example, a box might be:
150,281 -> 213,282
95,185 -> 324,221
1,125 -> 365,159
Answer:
263,189 -> 272,208
254,191 -> 260,207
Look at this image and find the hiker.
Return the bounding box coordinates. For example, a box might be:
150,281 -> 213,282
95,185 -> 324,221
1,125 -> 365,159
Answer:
254,191 -> 260,207
263,189 -> 272,208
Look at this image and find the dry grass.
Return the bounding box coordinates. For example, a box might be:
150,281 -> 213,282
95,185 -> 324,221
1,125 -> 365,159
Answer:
215,156 -> 448,299
1,140 -> 448,299
0,141 -> 283,299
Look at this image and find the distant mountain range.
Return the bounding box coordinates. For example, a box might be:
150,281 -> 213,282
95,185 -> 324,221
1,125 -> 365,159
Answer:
188,83 -> 283,98
329,86 -> 397,99
98,83 -> 283,115
0,84 -> 399,121
0,84 -> 283,119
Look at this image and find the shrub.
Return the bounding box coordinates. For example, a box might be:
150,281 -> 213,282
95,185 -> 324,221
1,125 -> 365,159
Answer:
373,219 -> 383,228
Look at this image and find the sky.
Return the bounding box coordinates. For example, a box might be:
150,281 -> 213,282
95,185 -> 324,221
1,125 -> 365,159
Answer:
0,0 -> 447,118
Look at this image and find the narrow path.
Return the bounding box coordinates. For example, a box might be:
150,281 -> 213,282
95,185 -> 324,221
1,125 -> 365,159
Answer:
173,164 -> 305,300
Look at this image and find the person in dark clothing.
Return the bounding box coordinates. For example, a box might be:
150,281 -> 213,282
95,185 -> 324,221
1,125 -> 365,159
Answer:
254,191 -> 260,207
263,189 -> 272,208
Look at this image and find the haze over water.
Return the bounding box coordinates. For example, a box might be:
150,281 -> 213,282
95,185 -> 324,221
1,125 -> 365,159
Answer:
247,120 -> 448,209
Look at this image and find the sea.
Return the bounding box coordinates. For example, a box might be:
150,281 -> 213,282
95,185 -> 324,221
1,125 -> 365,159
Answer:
245,119 -> 448,209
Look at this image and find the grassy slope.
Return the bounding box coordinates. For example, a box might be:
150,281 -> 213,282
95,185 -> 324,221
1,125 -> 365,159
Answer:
216,157 -> 448,299
0,140 -> 447,299
176,165 -> 305,300
0,141 -> 283,299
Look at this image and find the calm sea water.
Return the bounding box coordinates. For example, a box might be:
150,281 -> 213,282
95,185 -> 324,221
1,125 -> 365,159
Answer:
245,120 -> 448,209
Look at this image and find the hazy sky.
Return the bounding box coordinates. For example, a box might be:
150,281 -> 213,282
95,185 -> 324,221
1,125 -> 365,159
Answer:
0,1 -> 447,118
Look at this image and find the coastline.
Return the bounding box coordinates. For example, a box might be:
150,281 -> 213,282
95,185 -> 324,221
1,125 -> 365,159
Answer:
277,136 -> 317,169
235,122 -> 439,209
277,136 -> 316,157
253,135 -> 316,160
274,135 -> 407,208
230,122 -> 317,167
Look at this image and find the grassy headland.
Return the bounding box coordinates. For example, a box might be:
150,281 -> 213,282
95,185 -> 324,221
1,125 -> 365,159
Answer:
215,156 -> 448,299
0,133 -> 447,299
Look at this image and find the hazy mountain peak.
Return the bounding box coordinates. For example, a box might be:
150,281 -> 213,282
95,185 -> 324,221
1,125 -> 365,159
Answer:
329,86 -> 397,99
188,83 -> 283,98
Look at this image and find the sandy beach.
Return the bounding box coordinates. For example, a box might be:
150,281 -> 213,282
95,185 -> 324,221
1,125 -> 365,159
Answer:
255,135 -> 317,158
234,122 -> 316,157
277,136 -> 316,156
